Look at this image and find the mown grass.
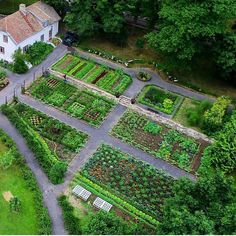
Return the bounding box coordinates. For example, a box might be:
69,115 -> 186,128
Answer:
0,141 -> 39,234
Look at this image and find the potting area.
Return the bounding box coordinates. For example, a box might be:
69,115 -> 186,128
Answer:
27,75 -> 116,127
111,110 -> 208,172
52,54 -> 132,95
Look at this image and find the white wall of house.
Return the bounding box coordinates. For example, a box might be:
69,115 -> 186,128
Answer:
0,31 -> 17,62
0,21 -> 59,63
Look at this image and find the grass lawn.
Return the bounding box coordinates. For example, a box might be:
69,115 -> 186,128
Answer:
79,28 -> 159,67
173,98 -> 202,132
0,150 -> 38,234
0,0 -> 37,15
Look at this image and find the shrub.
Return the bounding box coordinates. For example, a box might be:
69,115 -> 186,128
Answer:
12,49 -> 28,74
135,38 -> 145,49
203,97 -> 231,132
9,196 -> 22,213
26,41 -> 54,66
0,70 -> 7,79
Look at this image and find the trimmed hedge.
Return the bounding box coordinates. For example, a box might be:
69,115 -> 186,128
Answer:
1,105 -> 67,184
0,129 -> 52,234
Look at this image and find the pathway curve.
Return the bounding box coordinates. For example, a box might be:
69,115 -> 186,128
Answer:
0,114 -> 67,235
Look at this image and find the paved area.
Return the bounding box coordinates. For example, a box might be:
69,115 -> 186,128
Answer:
0,45 -> 212,234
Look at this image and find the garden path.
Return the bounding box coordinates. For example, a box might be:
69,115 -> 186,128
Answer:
19,94 -> 196,181
0,114 -> 67,235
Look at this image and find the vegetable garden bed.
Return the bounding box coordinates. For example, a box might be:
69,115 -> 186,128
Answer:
11,102 -> 89,162
78,144 -> 174,223
137,85 -> 182,115
28,76 -> 116,127
52,54 -> 132,95
110,110 -> 208,172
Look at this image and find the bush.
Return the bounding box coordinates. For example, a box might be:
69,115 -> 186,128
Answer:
186,100 -> 212,127
26,41 -> 54,66
58,195 -> 81,234
0,70 -> 7,79
203,97 -> 231,132
137,71 -> 152,81
12,49 -> 28,74
9,197 -> 22,213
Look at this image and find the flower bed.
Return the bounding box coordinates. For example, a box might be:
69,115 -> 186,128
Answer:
80,144 -> 174,221
111,110 -> 208,172
28,76 -> 116,127
137,85 -> 182,115
52,54 -> 132,95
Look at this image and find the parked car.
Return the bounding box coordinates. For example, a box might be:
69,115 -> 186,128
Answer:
62,31 -> 79,46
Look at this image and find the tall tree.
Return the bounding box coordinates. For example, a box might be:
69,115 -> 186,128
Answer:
158,172 -> 236,234
64,0 -> 128,37
146,0 -> 236,76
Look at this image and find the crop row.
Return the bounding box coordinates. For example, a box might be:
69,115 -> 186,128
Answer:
28,76 -> 116,127
52,54 -> 132,95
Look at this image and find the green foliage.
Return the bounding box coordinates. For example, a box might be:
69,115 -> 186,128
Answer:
146,0 -> 236,78
111,110 -> 203,172
58,195 -> 81,234
0,129 -> 51,234
0,69 -> 7,79
83,211 -> 138,235
65,0 -> 127,38
9,196 -> 21,213
158,172 -> 236,235
144,121 -> 162,135
0,149 -> 15,169
28,75 -> 116,127
81,143 -> 174,221
203,96 -> 231,132
12,49 -> 28,74
186,100 -> 212,127
205,111 -> 236,173
26,41 -> 54,66
137,85 -> 181,114
135,38 -> 145,49
52,54 -> 132,95
1,105 -> 67,184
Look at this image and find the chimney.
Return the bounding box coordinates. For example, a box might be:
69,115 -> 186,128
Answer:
19,4 -> 27,15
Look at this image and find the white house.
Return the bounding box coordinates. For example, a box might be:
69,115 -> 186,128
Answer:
0,1 -> 61,62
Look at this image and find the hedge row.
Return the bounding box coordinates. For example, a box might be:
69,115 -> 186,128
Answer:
1,105 -> 67,184
0,129 -> 52,234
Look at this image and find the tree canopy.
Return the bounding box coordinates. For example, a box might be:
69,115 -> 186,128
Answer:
158,172 -> 236,235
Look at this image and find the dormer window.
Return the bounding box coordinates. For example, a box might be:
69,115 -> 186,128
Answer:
3,35 -> 8,43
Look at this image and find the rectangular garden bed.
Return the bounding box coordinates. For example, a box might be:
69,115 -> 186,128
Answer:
137,85 -> 182,115
52,54 -> 132,95
27,75 -> 116,127
77,143 -> 174,224
10,102 -> 89,162
110,110 -> 208,172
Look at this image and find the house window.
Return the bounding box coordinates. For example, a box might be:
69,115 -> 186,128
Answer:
3,35 -> 8,43
0,46 -> 5,54
49,27 -> 53,39
23,45 -> 29,53
41,34 -> 44,41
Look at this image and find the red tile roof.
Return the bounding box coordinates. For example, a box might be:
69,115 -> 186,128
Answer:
0,1 -> 60,44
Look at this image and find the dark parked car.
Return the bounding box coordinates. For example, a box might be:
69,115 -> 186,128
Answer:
62,32 -> 79,46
